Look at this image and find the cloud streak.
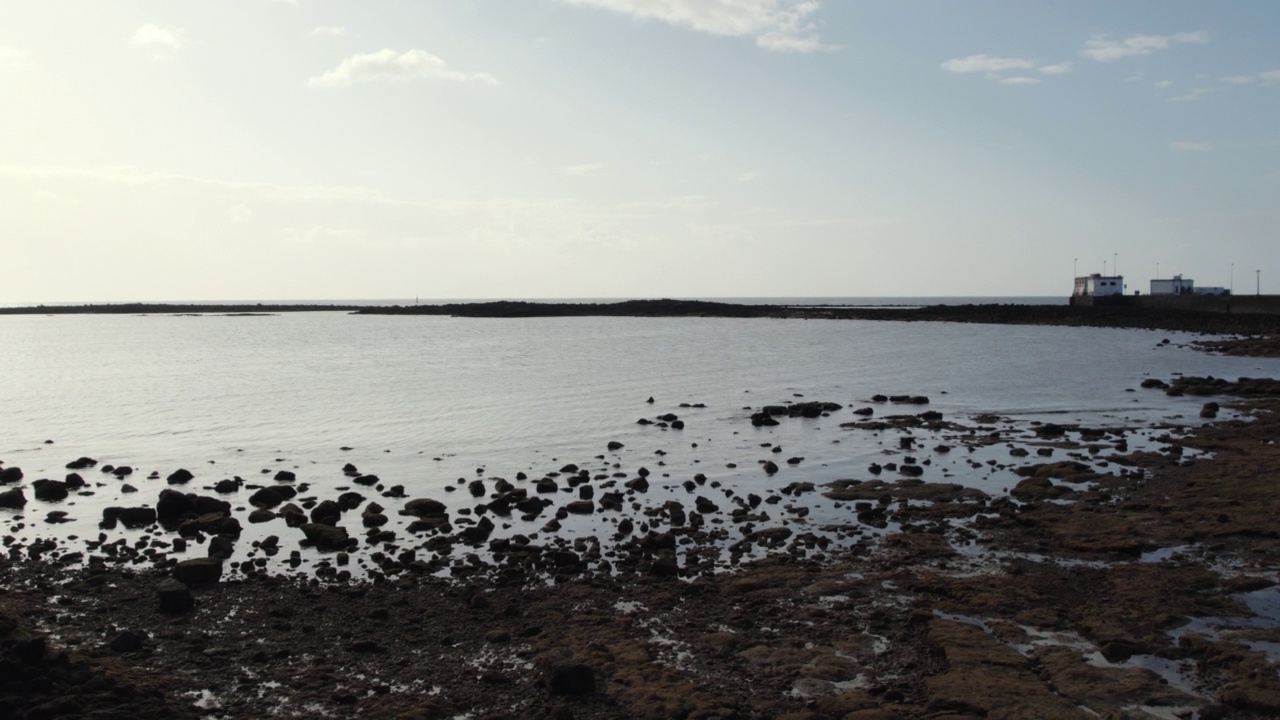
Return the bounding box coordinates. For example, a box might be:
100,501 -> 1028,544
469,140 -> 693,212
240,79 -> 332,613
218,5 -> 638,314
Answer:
0,45 -> 28,68
560,0 -> 832,53
1081,31 -> 1208,62
131,24 -> 190,51
309,49 -> 498,87
940,54 -> 1035,74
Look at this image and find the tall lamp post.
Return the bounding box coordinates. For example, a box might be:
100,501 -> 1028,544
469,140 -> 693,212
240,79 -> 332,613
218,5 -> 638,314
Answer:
1258,270 -> 1262,296
1231,263 -> 1234,294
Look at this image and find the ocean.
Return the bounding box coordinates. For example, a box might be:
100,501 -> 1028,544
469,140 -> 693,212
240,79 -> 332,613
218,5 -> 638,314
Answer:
2,309 -> 1276,576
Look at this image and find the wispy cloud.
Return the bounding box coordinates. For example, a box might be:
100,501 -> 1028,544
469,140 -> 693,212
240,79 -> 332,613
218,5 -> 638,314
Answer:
940,54 -> 1035,74
0,45 -> 28,68
1260,70 -> 1280,85
1081,31 -> 1208,62
1169,87 -> 1214,102
738,172 -> 759,183
941,55 -> 1069,86
309,26 -> 347,39
228,204 -> 255,224
1221,75 -> 1254,85
1171,141 -> 1212,152
561,163 -> 604,176
560,0 -> 833,53
1154,80 -> 1174,88
309,49 -> 499,87
131,23 -> 190,51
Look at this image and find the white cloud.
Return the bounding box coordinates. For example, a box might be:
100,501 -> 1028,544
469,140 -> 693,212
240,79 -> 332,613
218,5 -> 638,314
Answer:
309,26 -> 348,38
999,76 -> 1041,85
131,24 -> 190,51
228,204 -> 254,224
1221,75 -> 1254,85
0,45 -> 28,68
1171,141 -> 1212,152
1261,70 -> 1280,84
940,54 -> 1036,73
561,163 -> 604,176
1154,80 -> 1174,88
738,172 -> 759,183
1081,31 -> 1208,62
1169,87 -> 1213,102
309,49 -> 499,87
560,0 -> 832,53
1039,62 -> 1072,75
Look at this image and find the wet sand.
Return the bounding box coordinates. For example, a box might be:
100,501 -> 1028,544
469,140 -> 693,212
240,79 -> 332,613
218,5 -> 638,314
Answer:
3,366 -> 1280,719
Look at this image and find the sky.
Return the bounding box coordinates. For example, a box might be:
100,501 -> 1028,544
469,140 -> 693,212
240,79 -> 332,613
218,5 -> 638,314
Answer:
1,0 -> 1277,302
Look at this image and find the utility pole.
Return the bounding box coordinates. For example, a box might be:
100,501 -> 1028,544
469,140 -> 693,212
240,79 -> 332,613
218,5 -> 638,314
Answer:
1231,263 -> 1234,294
1114,253 -> 1118,276
1258,270 -> 1262,296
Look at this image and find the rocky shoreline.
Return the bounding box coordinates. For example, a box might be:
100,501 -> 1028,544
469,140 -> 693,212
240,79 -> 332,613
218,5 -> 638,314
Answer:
5,299 -> 1280,339
4,373 -> 1280,719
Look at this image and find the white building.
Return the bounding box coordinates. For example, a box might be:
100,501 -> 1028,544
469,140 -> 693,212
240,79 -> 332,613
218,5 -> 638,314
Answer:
1073,274 -> 1125,297
1150,275 -> 1195,296
1194,286 -> 1229,296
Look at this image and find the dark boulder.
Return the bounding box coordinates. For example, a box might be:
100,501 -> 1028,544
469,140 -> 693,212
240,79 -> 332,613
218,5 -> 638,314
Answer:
402,498 -> 447,516
310,500 -> 342,525
102,506 -> 157,528
336,492 -> 365,512
173,558 -> 223,585
250,487 -> 287,508
32,479 -> 68,502
565,500 -> 594,514
274,470 -> 296,482
762,461 -> 779,475
65,457 -> 97,470
166,469 -> 195,485
0,466 -> 22,484
156,489 -> 193,522
301,523 -> 351,551
157,578 -> 194,613
607,441 -> 624,451
109,630 -> 146,653
542,661 -> 596,696
64,473 -> 85,489
190,495 -> 231,516
207,535 -> 235,559
0,487 -> 26,508
354,474 -> 379,487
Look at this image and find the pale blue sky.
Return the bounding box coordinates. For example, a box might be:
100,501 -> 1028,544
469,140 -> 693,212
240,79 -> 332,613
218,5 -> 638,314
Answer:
1,1 -> 1276,301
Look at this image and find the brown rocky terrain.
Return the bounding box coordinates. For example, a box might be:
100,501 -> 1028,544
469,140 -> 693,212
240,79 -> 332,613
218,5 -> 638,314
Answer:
3,373 -> 1280,718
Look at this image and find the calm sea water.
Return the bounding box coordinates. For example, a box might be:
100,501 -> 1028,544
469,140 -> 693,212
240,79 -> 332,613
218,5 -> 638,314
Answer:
1,312 -> 1276,574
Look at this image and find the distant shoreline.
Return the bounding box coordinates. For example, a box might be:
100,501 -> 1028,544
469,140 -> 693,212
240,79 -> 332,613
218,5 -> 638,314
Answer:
3,298 -> 1280,341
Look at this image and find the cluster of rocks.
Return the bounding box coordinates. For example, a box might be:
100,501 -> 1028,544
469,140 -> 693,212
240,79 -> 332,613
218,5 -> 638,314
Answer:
749,400 -> 842,426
